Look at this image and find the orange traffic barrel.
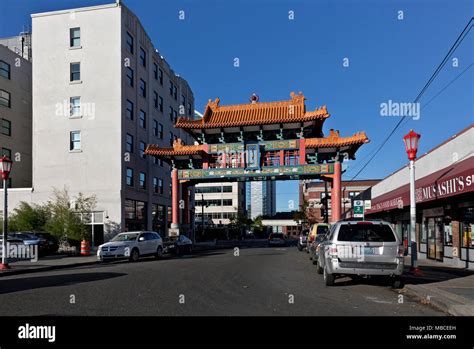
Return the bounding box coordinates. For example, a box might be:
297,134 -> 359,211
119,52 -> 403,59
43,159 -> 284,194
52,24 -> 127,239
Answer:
80,240 -> 90,256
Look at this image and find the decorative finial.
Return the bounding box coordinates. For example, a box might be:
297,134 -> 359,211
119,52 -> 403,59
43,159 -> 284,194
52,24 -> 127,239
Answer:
250,93 -> 259,104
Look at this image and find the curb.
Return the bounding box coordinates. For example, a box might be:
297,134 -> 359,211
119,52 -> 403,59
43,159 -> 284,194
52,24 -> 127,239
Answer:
402,284 -> 474,316
0,259 -> 98,278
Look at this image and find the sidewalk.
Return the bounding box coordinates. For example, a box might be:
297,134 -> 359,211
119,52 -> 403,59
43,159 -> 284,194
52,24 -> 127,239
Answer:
0,254 -> 98,277
401,257 -> 474,316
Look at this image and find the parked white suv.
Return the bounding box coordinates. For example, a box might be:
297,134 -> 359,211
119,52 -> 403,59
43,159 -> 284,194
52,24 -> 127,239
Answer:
317,220 -> 404,287
98,231 -> 163,262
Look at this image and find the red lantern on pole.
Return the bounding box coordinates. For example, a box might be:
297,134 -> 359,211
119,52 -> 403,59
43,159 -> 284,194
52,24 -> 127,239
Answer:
403,130 -> 421,161
0,156 -> 12,270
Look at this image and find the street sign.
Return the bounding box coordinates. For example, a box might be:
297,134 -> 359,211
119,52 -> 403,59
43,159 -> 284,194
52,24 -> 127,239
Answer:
364,200 -> 371,210
354,200 -> 364,218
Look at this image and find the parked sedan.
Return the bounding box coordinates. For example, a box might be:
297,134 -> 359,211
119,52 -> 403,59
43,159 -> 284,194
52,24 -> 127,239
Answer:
163,235 -> 193,255
9,232 -> 48,256
309,234 -> 327,265
30,232 -> 59,255
97,231 -> 163,262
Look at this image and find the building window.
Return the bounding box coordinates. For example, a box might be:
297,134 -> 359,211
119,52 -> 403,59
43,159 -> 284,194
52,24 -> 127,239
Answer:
70,97 -> 81,117
126,67 -> 134,87
173,109 -> 177,123
1,147 -> 11,158
169,80 -> 173,96
139,172 -> 146,189
181,94 -> 186,107
153,91 -> 158,109
153,119 -> 158,136
126,133 -> 133,153
159,68 -> 163,85
139,79 -> 146,98
158,178 -> 163,194
70,131 -> 81,151
153,63 -> 158,80
153,156 -> 159,165
169,106 -> 173,121
153,177 -> 158,193
1,119 -> 11,136
158,123 -> 163,139
159,96 -> 163,112
70,27 -> 80,47
126,32 -> 134,54
139,47 -> 146,67
126,168 -> 133,186
0,60 -> 11,79
169,131 -> 173,146
139,110 -> 146,128
188,102 -> 192,117
173,85 -> 177,100
0,90 -> 11,108
139,141 -> 146,159
70,63 -> 80,81
126,99 -> 134,120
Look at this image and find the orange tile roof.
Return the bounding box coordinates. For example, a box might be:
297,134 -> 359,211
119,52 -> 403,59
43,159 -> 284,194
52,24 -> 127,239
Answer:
176,92 -> 330,129
145,139 -> 205,156
305,129 -> 369,148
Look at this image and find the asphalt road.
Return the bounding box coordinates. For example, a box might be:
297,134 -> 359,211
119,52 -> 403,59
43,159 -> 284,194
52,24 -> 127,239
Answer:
0,245 -> 443,316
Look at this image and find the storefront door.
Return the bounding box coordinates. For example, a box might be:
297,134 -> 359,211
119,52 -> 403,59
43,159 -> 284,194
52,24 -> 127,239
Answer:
427,217 -> 444,261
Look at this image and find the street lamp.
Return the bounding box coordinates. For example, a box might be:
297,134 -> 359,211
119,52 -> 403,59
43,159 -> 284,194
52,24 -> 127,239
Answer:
403,130 -> 421,275
0,156 -> 13,270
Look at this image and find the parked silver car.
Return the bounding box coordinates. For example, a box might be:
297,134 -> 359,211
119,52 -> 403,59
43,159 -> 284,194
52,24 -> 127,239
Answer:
98,231 -> 163,262
317,220 -> 404,287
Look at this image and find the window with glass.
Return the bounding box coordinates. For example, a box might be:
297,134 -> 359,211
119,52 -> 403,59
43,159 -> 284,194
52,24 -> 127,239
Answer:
153,119 -> 158,136
70,97 -> 80,117
139,110 -> 146,128
70,63 -> 80,81
126,32 -> 134,54
0,90 -> 10,108
159,96 -> 163,112
158,123 -> 163,139
139,172 -> 146,189
169,80 -> 174,96
158,179 -> 163,194
188,102 -> 192,116
461,208 -> 474,249
139,141 -> 146,159
158,68 -> 163,85
173,109 -> 177,123
444,221 -> 453,246
153,177 -> 159,193
0,60 -> 10,79
70,27 -> 80,47
173,86 -> 177,100
126,168 -> 133,186
139,79 -> 146,98
181,94 -> 186,107
1,147 -> 11,158
126,67 -> 134,87
153,63 -> 158,80
126,133 -> 133,153
70,131 -> 81,150
169,131 -> 173,146
126,99 -> 134,120
1,118 -> 11,136
139,47 -> 146,67
153,91 -> 158,108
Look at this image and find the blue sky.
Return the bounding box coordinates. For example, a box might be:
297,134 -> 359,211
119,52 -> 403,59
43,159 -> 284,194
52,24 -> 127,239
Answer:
1,0 -> 472,211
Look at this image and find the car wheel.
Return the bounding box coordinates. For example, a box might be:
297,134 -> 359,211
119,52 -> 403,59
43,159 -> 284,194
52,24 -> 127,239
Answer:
316,261 -> 323,274
323,266 -> 335,286
312,256 -> 318,265
391,276 -> 403,289
129,248 -> 139,262
155,246 -> 163,259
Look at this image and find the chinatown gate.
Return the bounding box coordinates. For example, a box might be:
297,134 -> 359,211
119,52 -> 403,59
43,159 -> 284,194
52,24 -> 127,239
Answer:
145,92 -> 369,236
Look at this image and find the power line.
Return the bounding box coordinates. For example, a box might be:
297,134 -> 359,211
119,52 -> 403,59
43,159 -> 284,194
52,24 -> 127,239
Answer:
344,17 -> 473,183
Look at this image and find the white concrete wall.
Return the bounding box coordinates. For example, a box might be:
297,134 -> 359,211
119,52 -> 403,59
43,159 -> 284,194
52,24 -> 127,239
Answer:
372,126 -> 474,198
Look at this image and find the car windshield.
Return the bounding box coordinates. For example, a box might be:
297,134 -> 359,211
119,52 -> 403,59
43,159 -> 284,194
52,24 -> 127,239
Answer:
111,233 -> 139,242
337,224 -> 396,242
317,226 -> 329,235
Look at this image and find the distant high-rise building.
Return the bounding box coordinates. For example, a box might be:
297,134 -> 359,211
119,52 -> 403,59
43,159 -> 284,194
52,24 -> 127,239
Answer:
246,181 -> 276,219
0,31 -> 32,61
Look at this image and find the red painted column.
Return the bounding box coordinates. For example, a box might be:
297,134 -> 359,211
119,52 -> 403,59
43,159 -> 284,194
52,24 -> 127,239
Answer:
221,152 -> 227,168
171,169 -> 179,228
202,145 -> 209,169
299,139 -> 306,165
240,149 -> 245,168
330,180 -> 335,223
279,150 -> 285,166
333,160 -> 342,222
182,183 -> 189,225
